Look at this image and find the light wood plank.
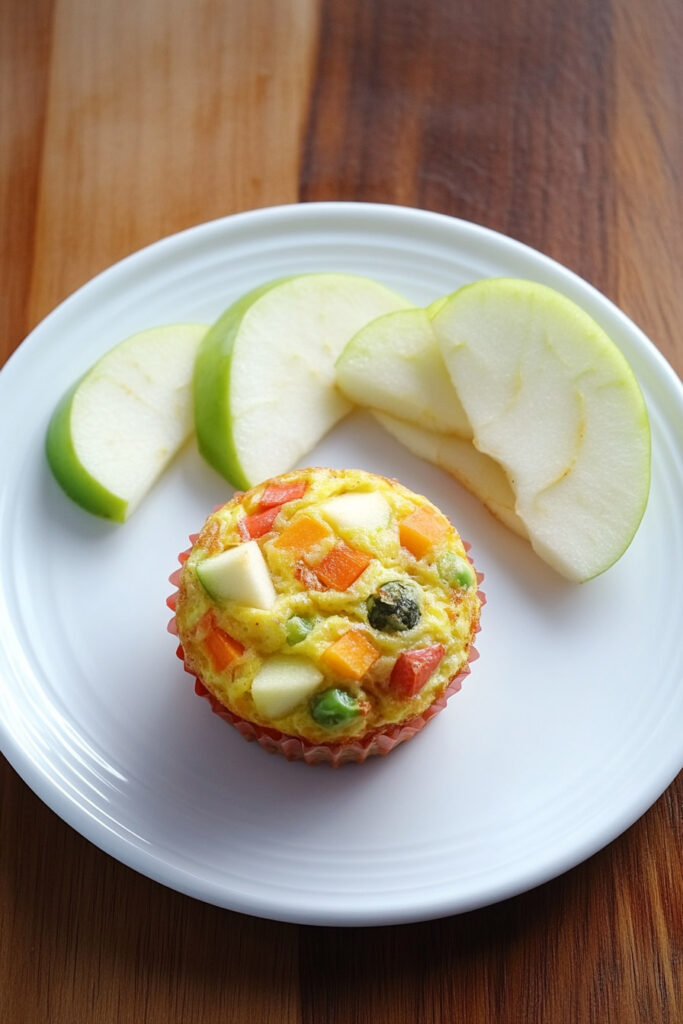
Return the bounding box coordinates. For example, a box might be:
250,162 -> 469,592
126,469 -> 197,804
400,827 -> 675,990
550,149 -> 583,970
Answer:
28,0 -> 320,327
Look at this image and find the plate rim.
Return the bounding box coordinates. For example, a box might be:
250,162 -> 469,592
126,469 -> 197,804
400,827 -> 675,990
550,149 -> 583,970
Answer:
1,201 -> 681,927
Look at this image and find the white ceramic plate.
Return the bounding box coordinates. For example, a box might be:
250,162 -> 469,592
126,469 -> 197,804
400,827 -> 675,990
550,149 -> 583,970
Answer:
0,203 -> 681,926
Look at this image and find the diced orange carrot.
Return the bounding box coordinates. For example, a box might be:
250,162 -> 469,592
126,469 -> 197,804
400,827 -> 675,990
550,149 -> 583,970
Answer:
322,630 -> 380,680
273,515 -> 331,554
204,627 -> 245,672
314,543 -> 371,591
399,505 -> 450,558
195,610 -> 216,639
259,480 -> 307,509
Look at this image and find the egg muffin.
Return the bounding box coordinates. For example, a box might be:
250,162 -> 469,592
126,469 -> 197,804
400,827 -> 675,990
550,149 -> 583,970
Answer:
170,468 -> 483,764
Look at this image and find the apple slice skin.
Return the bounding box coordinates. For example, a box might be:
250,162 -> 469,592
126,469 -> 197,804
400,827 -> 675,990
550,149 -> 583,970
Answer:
46,323 -> 207,522
193,278 -> 294,491
46,383 -> 128,522
194,274 -> 411,489
433,278 -> 651,581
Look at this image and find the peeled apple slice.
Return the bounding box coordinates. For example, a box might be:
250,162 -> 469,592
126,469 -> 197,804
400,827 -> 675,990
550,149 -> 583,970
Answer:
433,278 -> 651,581
46,323 -> 207,522
336,307 -> 472,437
194,274 -> 411,488
319,491 -> 392,534
251,655 -> 323,719
373,412 -> 528,540
196,541 -> 276,608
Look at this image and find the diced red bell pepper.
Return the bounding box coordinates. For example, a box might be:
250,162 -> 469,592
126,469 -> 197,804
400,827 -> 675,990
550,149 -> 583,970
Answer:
238,505 -> 281,540
259,480 -> 308,509
390,644 -> 445,697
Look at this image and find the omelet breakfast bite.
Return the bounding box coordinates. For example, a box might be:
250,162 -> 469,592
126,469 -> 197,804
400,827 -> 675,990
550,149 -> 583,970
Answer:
170,468 -> 483,764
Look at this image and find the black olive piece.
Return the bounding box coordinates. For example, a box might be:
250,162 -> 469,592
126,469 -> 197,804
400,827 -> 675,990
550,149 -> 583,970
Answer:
366,580 -> 421,632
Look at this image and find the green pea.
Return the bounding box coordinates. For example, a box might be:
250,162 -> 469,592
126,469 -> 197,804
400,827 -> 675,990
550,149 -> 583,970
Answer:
285,616 -> 314,646
438,552 -> 475,589
310,688 -> 361,727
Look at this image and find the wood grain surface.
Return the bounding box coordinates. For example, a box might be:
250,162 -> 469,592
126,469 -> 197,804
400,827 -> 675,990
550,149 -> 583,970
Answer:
1,1 -> 681,1021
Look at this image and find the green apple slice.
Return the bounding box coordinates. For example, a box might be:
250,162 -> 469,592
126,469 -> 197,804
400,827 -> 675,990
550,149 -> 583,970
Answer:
336,307 -> 472,437
433,279 -> 651,581
251,655 -> 324,719
319,491 -> 392,533
193,274 -> 411,488
196,540 -> 277,608
373,412 -> 528,539
46,323 -> 207,522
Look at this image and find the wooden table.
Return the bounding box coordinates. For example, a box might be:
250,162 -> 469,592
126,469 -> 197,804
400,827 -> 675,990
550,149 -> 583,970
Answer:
1,2 -> 680,1021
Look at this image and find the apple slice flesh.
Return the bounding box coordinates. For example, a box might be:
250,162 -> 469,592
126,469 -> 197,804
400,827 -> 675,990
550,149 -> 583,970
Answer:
194,274 -> 411,488
319,491 -> 392,534
251,655 -> 323,719
433,279 -> 650,581
196,541 -> 277,609
46,323 -> 207,522
373,412 -> 528,539
336,307 -> 472,437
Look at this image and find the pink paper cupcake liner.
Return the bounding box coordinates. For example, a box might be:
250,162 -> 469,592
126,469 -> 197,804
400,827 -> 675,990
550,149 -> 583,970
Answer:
167,536 -> 484,768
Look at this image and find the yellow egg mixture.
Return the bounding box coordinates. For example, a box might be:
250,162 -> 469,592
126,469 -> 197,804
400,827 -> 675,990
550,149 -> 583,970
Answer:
175,468 -> 481,745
